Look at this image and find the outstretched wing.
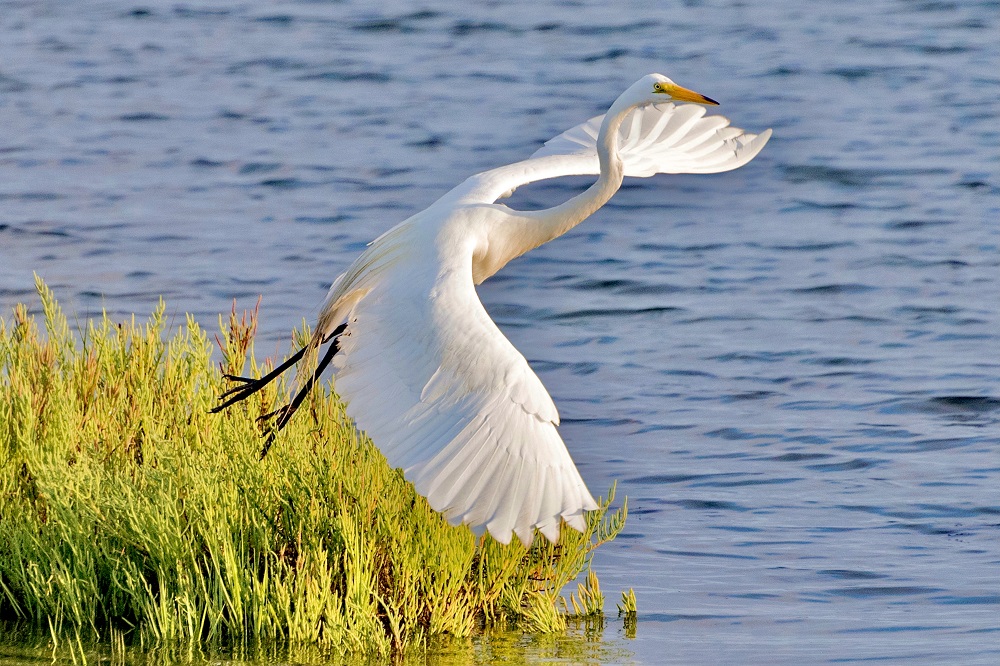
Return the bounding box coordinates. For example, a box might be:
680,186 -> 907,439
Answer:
450,102 -> 771,205
534,102 -> 772,176
330,233 -> 597,546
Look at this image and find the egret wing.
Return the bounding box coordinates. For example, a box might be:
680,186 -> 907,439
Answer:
331,251 -> 597,546
450,102 -> 770,205
531,102 -> 772,176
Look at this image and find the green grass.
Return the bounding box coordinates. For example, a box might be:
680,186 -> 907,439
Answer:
0,278 -> 628,659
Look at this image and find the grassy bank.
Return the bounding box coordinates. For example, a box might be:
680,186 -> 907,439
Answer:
0,278 -> 628,658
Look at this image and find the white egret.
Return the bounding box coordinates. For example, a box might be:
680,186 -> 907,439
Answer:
214,73 -> 771,546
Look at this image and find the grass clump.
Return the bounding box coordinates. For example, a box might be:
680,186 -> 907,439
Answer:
0,278 -> 628,658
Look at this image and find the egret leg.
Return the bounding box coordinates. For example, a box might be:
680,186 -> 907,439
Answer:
259,328 -> 345,459
211,345 -> 309,413
211,323 -> 347,414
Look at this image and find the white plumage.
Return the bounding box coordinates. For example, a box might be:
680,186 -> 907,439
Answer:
216,74 -> 771,546
533,102 -> 771,176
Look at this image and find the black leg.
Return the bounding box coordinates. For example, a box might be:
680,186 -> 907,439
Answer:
259,330 -> 344,459
211,345 -> 309,413
211,322 -> 348,414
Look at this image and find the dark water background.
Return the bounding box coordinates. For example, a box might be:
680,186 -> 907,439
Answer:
2,0 -> 1000,663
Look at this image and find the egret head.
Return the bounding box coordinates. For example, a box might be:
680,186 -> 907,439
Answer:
628,73 -> 719,108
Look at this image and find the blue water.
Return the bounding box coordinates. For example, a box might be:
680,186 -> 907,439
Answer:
2,1 -> 999,663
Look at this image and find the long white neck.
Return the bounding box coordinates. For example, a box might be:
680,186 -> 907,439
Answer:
516,96 -> 633,248
466,91 -> 639,284
469,94 -> 638,284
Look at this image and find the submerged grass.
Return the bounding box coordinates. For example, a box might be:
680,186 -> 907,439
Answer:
0,278 -> 628,659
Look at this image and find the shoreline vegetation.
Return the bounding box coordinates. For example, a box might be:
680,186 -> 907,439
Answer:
0,278 -> 631,659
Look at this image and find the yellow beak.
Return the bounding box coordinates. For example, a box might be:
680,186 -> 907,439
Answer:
663,83 -> 719,106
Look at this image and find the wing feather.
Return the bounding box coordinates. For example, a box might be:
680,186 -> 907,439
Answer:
531,101 -> 770,178
331,244 -> 597,546
447,102 -> 770,205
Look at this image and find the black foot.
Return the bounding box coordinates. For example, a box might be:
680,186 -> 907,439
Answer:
211,344 -> 309,413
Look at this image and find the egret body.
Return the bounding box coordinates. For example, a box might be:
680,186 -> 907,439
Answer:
215,74 -> 771,546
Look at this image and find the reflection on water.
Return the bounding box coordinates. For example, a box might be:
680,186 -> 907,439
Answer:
0,621 -> 633,666
2,0 -> 1000,663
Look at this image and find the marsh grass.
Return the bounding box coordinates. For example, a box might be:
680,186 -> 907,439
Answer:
0,278 -> 628,659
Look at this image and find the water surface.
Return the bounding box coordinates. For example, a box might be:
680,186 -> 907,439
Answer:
2,1 -> 999,663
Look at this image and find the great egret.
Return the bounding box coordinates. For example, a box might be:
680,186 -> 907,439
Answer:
214,73 -> 771,546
